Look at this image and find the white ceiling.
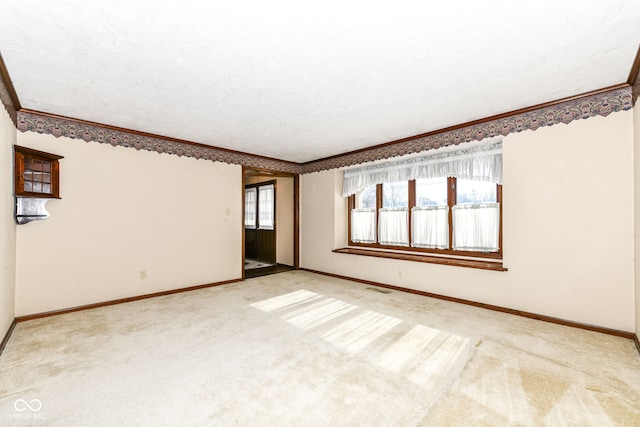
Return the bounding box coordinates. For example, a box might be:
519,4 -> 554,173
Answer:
1,1 -> 639,163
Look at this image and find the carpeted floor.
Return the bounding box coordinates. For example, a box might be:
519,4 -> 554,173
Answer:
1,270 -> 639,425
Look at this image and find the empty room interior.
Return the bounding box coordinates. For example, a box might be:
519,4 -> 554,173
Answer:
1,2 -> 640,425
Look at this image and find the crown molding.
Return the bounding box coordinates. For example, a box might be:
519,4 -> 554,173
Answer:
0,52 -> 20,125
301,84 -> 633,173
17,109 -> 302,174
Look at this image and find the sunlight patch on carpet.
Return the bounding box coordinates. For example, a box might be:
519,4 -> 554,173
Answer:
250,289 -> 473,392
322,310 -> 402,353
250,289 -> 322,312
280,298 -> 358,330
377,324 -> 470,387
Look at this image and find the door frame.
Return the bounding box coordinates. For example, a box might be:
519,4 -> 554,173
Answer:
242,166 -> 299,280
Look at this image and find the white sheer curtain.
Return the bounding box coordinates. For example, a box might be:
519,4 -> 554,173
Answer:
378,208 -> 408,246
411,206 -> 448,249
452,203 -> 500,251
244,188 -> 257,228
342,139 -> 502,197
258,184 -> 275,230
351,209 -> 376,243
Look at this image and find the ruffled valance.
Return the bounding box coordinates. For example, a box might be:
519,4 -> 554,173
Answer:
342,139 -> 502,197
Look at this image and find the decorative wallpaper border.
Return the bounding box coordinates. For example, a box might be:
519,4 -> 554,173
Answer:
16,111 -> 301,174
301,86 -> 634,173
0,72 -> 17,125
15,85 -> 634,175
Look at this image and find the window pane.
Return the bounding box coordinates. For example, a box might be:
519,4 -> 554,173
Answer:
379,208 -> 409,246
244,188 -> 257,228
452,203 -> 500,252
382,181 -> 408,208
355,185 -> 377,209
351,209 -> 376,243
24,158 -> 36,171
412,206 -> 448,249
353,185 -> 376,243
456,179 -> 496,205
415,178 -> 447,207
258,184 -> 275,230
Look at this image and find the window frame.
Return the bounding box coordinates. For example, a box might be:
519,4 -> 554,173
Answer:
244,180 -> 276,231
244,187 -> 258,229
348,177 -> 503,259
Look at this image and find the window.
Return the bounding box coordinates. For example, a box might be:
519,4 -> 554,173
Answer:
258,184 -> 275,230
14,145 -> 63,198
453,179 -> 500,252
412,178 -> 448,249
244,188 -> 257,229
351,185 -> 376,243
349,178 -> 502,258
244,182 -> 275,230
343,139 -> 503,260
379,181 -> 409,246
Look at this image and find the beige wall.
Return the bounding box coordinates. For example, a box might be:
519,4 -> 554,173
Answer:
0,108 -> 16,337
301,111 -> 635,331
635,104 -> 640,340
15,132 -> 242,316
245,175 -> 295,266
275,178 -> 295,266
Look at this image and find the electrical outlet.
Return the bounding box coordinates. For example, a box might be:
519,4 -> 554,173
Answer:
139,270 -> 147,280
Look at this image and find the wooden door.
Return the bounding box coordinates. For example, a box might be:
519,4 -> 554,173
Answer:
245,228 -> 257,260
244,181 -> 276,264
256,229 -> 276,264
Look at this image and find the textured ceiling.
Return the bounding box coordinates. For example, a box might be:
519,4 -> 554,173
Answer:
1,1 -> 639,163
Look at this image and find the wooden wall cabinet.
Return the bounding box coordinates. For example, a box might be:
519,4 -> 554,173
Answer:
14,145 -> 63,224
14,145 -> 62,198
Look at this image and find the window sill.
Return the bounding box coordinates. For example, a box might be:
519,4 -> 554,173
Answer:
333,247 -> 507,272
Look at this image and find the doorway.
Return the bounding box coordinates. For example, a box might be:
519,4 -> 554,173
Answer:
243,168 -> 299,279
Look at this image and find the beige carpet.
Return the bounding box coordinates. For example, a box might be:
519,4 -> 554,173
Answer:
1,271 -> 639,425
